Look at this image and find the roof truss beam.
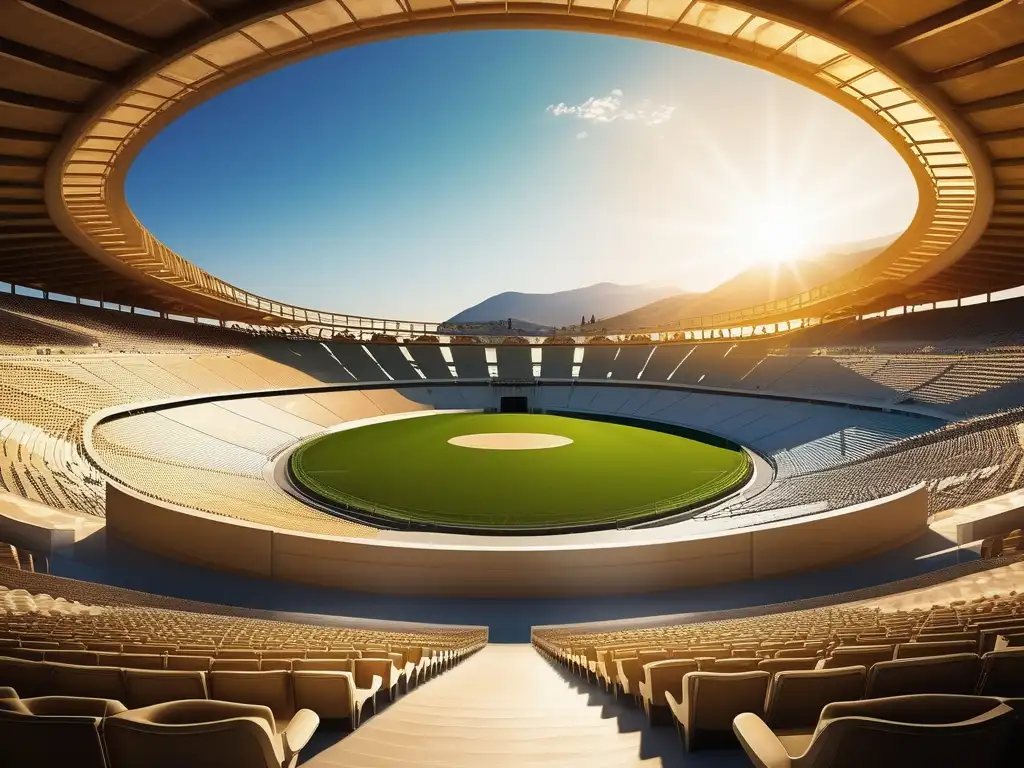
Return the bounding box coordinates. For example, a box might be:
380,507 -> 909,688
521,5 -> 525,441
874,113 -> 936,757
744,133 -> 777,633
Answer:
0,36 -> 113,82
885,0 -> 1014,48
930,41 -> 1024,83
963,88 -> 1024,113
0,86 -> 77,112
16,0 -> 160,54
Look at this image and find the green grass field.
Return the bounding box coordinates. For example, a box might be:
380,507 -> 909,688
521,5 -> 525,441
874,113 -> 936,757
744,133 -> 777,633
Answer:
290,413 -> 749,530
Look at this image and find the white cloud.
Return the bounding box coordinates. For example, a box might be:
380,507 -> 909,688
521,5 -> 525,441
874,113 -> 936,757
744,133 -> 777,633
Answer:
576,131 -> 589,140
545,89 -> 675,128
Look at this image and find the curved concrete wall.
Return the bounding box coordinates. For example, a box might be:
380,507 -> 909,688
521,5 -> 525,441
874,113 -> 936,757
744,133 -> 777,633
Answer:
105,482 -> 928,598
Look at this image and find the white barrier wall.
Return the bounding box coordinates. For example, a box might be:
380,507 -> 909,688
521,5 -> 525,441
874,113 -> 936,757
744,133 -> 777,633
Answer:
106,483 -> 929,598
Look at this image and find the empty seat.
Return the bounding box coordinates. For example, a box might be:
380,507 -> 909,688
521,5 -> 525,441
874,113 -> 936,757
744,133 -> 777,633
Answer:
207,670 -> 296,727
978,648 -> 1024,697
734,694 -> 1014,767
865,654 -> 981,698
0,686 -> 16,698
759,658 -> 819,677
117,653 -> 166,670
638,659 -> 697,724
700,658 -> 761,673
45,650 -> 99,666
50,662 -> 127,701
614,657 -> 644,701
666,670 -> 770,751
0,658 -> 50,698
104,699 -> 319,768
212,658 -> 261,672
0,695 -> 126,768
124,669 -> 208,708
776,648 -> 821,659
764,666 -> 866,731
166,655 -> 213,672
353,657 -> 400,702
895,641 -> 977,659
821,645 -> 894,669
292,669 -> 379,726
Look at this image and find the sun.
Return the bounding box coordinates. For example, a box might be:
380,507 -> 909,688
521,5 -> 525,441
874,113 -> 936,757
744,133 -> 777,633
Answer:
734,199 -> 822,266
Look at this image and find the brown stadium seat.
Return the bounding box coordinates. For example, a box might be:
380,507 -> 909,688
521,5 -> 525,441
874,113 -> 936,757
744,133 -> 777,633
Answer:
124,669 -> 208,708
166,655 -> 213,672
50,662 -> 128,702
821,645 -> 894,670
0,657 -> 50,698
0,686 -> 16,698
260,659 -> 293,672
44,649 -> 99,666
978,648 -> 1024,697
775,647 -> 821,659
895,640 -> 977,659
0,696 -> 126,768
666,670 -> 770,751
212,658 -> 261,672
764,666 -> 866,731
116,653 -> 166,670
638,659 -> 697,724
734,694 -> 1014,768
758,658 -> 820,677
104,699 -> 319,768
293,658 -> 354,673
864,654 -> 981,698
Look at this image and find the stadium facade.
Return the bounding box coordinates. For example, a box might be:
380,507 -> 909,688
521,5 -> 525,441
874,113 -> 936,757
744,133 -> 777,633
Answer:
2,3 -> 1024,766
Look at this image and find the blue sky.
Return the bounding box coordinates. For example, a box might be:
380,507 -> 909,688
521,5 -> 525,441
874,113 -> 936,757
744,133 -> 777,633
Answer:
127,30 -> 917,321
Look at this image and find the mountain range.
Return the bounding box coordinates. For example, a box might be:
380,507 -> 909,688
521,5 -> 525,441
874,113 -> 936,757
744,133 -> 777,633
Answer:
445,234 -> 898,330
445,283 -> 684,329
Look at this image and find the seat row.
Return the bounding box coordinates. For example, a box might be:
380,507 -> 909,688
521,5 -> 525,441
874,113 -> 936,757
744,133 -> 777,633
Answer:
0,691 -> 317,768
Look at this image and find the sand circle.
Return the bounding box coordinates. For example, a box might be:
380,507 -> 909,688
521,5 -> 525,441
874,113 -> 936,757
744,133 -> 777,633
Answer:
447,433 -> 574,451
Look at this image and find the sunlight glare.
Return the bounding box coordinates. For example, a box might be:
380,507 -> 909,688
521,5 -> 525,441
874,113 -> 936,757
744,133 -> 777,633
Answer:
734,199 -> 823,266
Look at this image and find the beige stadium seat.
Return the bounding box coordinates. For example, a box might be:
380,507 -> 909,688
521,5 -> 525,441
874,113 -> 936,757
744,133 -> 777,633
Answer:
261,659 -> 293,672
895,641 -> 977,659
864,654 -> 981,699
666,670 -> 770,751
0,686 -> 16,698
51,662 -> 128,701
759,658 -> 819,677
292,669 -> 380,727
734,694 -> 1014,768
124,669 -> 208,708
821,645 -> 894,670
764,666 -> 866,731
614,656 -> 644,702
775,648 -> 821,659
207,670 -> 297,727
638,659 -> 697,724
978,648 -> 1024,697
354,657 -> 401,702
701,658 -> 762,673
117,653 -> 167,670
0,695 -> 126,768
293,658 -> 354,673
212,658 -> 261,672
166,655 -> 213,672
45,649 -> 99,666
104,699 -> 319,768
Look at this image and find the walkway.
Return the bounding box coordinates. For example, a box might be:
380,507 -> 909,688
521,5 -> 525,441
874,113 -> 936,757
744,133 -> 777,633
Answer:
305,645 -> 748,767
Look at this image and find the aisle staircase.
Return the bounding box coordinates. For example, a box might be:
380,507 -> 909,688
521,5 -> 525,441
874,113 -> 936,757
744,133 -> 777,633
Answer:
306,644 -> 746,767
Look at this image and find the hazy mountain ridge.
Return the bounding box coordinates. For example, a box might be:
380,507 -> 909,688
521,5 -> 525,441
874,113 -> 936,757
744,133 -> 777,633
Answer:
600,236 -> 898,329
446,282 -> 686,328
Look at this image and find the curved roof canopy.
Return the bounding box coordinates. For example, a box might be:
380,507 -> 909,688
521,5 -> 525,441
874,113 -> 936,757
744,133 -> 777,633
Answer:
1,0 -> 1021,332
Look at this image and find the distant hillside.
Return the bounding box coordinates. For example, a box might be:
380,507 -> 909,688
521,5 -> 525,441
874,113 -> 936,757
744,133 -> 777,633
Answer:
601,236 -> 897,330
446,283 -> 685,328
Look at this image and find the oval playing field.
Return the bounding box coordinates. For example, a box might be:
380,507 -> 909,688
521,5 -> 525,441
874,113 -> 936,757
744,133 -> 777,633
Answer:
289,413 -> 751,533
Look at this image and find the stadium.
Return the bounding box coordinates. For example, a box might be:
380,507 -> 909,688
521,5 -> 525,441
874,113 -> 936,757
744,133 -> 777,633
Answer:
1,0 -> 1024,765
